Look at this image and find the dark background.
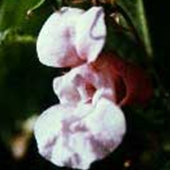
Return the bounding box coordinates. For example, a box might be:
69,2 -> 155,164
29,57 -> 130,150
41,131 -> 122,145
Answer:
144,1 -> 169,88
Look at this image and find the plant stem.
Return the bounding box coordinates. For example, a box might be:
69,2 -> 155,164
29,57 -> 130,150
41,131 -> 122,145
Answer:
137,0 -> 153,59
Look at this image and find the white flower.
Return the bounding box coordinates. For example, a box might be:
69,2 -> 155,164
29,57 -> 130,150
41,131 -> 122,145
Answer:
34,7 -> 127,170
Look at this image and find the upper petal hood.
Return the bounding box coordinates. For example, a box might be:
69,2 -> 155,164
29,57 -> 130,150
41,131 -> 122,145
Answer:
36,7 -> 84,67
36,7 -> 106,67
75,7 -> 106,62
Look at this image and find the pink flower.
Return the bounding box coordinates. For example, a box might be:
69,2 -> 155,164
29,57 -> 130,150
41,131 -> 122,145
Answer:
35,6 -> 126,169
34,6 -> 152,170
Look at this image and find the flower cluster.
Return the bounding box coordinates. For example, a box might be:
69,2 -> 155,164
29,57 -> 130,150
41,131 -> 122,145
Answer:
34,6 -> 152,170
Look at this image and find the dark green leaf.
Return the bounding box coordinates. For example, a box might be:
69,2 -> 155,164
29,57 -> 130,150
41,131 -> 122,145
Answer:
117,0 -> 153,58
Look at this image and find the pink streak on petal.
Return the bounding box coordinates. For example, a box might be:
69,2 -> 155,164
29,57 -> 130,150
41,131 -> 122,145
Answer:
36,7 -> 85,67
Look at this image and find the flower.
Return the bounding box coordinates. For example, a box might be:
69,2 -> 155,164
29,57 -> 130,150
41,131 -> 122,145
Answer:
34,6 -> 152,170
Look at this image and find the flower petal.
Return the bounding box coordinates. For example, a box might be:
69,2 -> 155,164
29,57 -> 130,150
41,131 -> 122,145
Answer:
83,98 -> 126,158
104,53 -> 153,106
34,98 -> 126,170
36,7 -> 85,67
75,7 -> 106,62
53,74 -> 81,105
53,62 -> 116,105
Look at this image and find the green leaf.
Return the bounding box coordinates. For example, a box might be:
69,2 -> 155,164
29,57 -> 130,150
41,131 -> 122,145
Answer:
104,16 -> 146,65
0,0 -> 52,35
0,40 -> 58,141
0,0 -> 56,142
0,0 -> 36,30
117,0 -> 153,58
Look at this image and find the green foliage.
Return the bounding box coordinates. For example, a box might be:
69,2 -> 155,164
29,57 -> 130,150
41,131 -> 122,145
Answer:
0,0 -> 52,35
0,40 -> 58,140
0,0 -> 36,31
0,0 -> 57,141
118,0 -> 153,58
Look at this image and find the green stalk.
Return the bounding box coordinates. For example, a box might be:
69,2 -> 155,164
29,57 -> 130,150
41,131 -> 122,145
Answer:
0,31 -> 36,45
137,0 -> 153,59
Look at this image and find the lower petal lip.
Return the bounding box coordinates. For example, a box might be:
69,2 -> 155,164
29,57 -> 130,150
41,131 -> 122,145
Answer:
34,97 -> 126,170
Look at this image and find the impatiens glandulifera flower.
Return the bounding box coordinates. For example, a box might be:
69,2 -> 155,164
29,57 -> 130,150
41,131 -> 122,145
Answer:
36,6 -> 106,67
34,5 -> 153,170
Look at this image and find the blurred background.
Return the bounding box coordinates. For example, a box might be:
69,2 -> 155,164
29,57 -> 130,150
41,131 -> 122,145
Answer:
0,0 -> 169,170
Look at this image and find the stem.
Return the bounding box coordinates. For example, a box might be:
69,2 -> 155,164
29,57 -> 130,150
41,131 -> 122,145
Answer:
12,35 -> 36,44
136,0 -> 170,101
137,0 -> 153,59
114,4 -> 142,46
0,33 -> 36,45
